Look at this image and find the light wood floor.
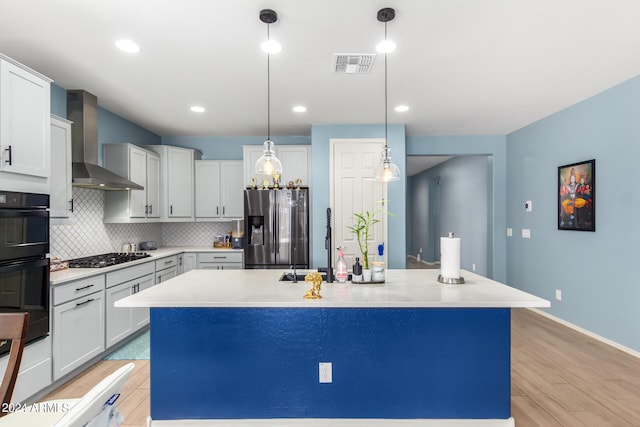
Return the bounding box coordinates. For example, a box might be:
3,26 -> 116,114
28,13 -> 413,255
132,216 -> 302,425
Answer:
43,309 -> 640,426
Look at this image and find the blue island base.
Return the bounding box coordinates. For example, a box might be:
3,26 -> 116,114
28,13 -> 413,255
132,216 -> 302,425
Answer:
150,308 -> 511,422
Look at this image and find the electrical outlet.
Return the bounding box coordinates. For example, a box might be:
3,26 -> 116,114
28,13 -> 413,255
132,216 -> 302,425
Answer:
555,289 -> 562,301
319,362 -> 332,383
472,263 -> 476,271
507,228 -> 513,237
525,200 -> 532,212
522,229 -> 531,238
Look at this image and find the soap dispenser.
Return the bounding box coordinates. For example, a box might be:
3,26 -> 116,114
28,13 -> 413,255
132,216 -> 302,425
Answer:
352,257 -> 363,283
335,246 -> 348,283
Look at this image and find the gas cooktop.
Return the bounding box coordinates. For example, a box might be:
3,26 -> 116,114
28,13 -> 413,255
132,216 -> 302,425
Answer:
67,252 -> 151,268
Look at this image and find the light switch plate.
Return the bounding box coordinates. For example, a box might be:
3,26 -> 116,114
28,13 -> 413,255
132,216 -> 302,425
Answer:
522,229 -> 531,238
507,228 -> 513,237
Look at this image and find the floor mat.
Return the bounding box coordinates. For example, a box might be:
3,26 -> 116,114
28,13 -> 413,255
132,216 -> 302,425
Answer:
104,330 -> 150,360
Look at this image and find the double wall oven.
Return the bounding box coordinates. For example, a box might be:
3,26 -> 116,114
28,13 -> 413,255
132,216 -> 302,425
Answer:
0,191 -> 50,356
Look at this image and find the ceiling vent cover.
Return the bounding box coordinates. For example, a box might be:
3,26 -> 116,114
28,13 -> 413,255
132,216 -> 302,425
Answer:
332,54 -> 377,74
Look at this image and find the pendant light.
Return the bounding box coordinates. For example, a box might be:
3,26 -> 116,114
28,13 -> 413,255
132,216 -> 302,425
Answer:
374,7 -> 401,182
255,9 -> 283,178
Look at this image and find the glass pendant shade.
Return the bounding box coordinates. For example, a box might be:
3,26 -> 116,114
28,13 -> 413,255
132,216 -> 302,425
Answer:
374,147 -> 401,182
254,140 -> 283,176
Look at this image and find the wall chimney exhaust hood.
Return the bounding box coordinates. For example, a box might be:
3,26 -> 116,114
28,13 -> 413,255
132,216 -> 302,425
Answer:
67,90 -> 143,190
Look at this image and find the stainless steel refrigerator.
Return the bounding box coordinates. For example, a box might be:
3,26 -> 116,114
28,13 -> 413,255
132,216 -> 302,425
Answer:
244,188 -> 309,269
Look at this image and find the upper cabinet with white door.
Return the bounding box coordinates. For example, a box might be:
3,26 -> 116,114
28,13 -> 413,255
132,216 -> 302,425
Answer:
243,145 -> 310,188
145,145 -> 202,221
0,53 -> 52,193
195,160 -> 244,221
103,143 -> 161,223
50,115 -> 74,221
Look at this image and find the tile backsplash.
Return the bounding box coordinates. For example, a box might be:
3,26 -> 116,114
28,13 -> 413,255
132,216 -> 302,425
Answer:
50,188 -> 235,259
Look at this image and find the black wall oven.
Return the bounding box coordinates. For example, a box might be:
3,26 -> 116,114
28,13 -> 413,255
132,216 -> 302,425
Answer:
0,191 -> 50,356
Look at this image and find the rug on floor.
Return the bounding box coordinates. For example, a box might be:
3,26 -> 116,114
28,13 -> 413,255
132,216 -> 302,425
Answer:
104,330 -> 150,360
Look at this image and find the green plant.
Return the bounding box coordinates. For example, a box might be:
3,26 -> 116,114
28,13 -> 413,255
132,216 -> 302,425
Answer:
347,211 -> 380,269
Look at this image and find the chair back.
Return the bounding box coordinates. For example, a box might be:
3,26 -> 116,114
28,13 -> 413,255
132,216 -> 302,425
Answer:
0,313 -> 29,415
52,362 -> 135,427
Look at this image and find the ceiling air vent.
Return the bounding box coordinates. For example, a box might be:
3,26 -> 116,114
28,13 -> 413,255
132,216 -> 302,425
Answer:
332,54 -> 377,74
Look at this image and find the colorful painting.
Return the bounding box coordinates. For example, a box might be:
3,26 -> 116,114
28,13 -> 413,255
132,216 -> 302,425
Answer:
558,159 -> 595,231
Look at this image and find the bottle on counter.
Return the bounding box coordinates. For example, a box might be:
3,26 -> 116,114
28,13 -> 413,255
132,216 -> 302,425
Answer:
335,246 -> 348,283
352,257 -> 363,283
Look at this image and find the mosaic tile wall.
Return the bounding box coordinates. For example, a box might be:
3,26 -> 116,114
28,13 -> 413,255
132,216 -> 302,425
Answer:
50,187 -> 235,259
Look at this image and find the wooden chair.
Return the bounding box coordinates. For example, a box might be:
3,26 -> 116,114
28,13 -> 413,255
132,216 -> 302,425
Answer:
0,313 -> 29,416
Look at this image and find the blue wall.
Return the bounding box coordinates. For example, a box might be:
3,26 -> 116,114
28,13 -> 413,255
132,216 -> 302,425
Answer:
310,124 -> 407,269
161,136 -> 310,160
506,74 -> 640,352
407,136 -> 507,283
408,156 -> 493,277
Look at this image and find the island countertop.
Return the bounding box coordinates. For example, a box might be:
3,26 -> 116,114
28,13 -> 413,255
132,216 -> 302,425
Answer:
115,268 -> 550,309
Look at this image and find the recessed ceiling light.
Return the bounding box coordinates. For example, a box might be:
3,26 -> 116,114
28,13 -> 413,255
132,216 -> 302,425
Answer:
115,39 -> 141,53
261,39 -> 282,54
395,105 -> 409,112
376,39 -> 396,54
292,105 -> 307,113
190,106 -> 205,113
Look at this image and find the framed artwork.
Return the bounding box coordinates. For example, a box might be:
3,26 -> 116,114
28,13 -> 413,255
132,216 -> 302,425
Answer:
558,159 -> 595,231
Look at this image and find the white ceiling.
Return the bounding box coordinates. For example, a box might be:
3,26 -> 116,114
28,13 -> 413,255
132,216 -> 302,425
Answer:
2,1 -> 640,138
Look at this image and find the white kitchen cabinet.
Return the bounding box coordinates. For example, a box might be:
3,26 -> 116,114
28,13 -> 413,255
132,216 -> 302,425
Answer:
197,251 -> 243,270
49,115 -> 74,220
243,144 -> 310,188
0,336 -> 51,404
106,272 -> 154,347
195,160 -> 244,220
52,275 -> 106,381
0,55 -> 51,179
103,143 -> 161,222
145,145 -> 202,221
183,253 -> 197,273
156,255 -> 178,283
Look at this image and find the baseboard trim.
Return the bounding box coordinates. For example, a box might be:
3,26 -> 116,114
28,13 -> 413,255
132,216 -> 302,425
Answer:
149,418 -> 515,427
528,308 -> 640,359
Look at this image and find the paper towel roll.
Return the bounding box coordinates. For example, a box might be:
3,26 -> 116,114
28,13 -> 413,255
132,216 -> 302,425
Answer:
440,236 -> 461,279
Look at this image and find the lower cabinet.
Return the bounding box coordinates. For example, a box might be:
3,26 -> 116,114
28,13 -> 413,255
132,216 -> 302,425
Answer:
52,275 -> 106,381
105,273 -> 154,348
197,252 -> 243,270
183,253 -> 197,273
156,255 -> 178,283
105,261 -> 155,348
0,336 -> 51,403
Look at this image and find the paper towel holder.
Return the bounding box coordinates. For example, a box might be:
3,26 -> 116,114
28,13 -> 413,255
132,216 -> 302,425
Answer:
437,232 -> 465,284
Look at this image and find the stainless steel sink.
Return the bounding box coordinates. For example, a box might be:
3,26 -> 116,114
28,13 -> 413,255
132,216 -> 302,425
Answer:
278,272 -> 351,282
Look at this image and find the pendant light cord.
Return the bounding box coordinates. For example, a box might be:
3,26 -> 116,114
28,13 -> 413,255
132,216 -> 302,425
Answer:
267,24 -> 271,141
384,21 -> 388,150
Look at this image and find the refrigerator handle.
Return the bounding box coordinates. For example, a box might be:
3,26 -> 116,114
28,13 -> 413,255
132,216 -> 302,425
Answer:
273,193 -> 278,256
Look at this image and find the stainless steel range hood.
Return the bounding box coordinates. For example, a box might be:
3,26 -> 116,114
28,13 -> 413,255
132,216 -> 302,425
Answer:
67,90 -> 143,190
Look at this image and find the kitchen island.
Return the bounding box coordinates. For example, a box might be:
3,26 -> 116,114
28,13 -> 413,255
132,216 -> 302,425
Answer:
116,269 -> 549,426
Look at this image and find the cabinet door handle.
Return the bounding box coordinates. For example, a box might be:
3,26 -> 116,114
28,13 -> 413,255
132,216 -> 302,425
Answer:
164,260 -> 173,265
216,206 -> 219,215
149,204 -> 153,214
145,205 -> 149,214
69,199 -> 74,212
76,298 -> 94,307
170,205 -> 173,215
213,256 -> 227,259
4,145 -> 12,165
223,206 -> 225,215
75,284 -> 94,291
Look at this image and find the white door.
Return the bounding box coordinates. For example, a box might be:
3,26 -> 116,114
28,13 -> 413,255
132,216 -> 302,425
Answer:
195,160 -> 221,218
221,161 -> 244,218
128,146 -> 147,218
146,153 -> 161,218
49,117 -> 72,218
167,147 -> 193,217
331,139 -> 387,269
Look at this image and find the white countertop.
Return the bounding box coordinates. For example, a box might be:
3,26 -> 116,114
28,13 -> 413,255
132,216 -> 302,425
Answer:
114,268 -> 550,309
50,247 -> 243,285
